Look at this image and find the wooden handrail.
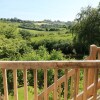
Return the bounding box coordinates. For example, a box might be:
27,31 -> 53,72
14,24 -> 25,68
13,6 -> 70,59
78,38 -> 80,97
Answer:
0,60 -> 100,69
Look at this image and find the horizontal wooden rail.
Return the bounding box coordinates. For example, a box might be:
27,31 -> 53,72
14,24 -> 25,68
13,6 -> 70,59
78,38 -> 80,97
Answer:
0,60 -> 100,69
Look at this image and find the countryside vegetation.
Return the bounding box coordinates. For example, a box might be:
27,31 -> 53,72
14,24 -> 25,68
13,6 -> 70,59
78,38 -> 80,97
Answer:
0,3 -> 100,99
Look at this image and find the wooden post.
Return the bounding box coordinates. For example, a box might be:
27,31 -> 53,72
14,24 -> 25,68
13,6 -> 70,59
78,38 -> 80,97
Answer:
88,45 -> 97,86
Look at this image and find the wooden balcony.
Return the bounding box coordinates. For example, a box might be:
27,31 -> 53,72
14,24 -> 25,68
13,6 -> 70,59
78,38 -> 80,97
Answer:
0,45 -> 100,100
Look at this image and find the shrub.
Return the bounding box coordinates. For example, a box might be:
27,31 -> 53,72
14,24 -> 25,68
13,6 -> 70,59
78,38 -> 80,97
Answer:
50,49 -> 65,60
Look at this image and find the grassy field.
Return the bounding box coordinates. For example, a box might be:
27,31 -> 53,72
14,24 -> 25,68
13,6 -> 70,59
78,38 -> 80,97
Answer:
18,27 -> 74,44
9,86 -> 42,100
9,86 -> 55,100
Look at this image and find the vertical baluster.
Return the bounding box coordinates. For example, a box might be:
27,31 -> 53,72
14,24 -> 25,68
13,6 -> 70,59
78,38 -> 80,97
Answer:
2,69 -> 9,100
73,69 -> 78,100
54,69 -> 58,100
44,69 -> 47,100
76,69 -> 80,95
83,69 -> 88,100
24,69 -> 28,100
64,69 -> 68,100
13,69 -> 18,100
93,69 -> 98,100
34,69 -> 38,100
70,75 -> 74,99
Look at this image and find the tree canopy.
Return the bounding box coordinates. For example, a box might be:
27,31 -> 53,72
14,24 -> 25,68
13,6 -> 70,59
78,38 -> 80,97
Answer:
72,3 -> 100,53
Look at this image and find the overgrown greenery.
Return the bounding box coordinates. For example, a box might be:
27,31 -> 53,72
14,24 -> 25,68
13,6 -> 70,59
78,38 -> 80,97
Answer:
72,3 -> 100,54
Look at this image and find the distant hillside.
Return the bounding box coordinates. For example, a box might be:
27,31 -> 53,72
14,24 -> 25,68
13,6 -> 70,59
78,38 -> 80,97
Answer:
0,18 -> 73,26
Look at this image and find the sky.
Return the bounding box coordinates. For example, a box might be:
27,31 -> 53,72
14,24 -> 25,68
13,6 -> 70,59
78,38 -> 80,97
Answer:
0,0 -> 100,21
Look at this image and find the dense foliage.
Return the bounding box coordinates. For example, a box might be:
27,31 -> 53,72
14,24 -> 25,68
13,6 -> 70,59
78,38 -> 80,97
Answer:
0,19 -> 72,95
72,3 -> 100,54
0,21 -> 72,60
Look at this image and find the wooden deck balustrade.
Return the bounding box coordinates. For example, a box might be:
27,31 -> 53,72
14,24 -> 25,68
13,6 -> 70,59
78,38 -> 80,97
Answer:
0,45 -> 100,100
0,61 -> 100,100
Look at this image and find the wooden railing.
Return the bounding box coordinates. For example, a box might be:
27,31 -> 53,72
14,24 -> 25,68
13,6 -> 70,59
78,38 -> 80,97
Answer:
0,61 -> 100,100
0,45 -> 100,100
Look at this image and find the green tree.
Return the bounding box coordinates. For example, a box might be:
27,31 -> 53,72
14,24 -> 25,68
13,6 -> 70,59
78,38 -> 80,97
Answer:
36,46 -> 50,60
0,22 -> 17,39
50,49 -> 65,60
72,3 -> 100,54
